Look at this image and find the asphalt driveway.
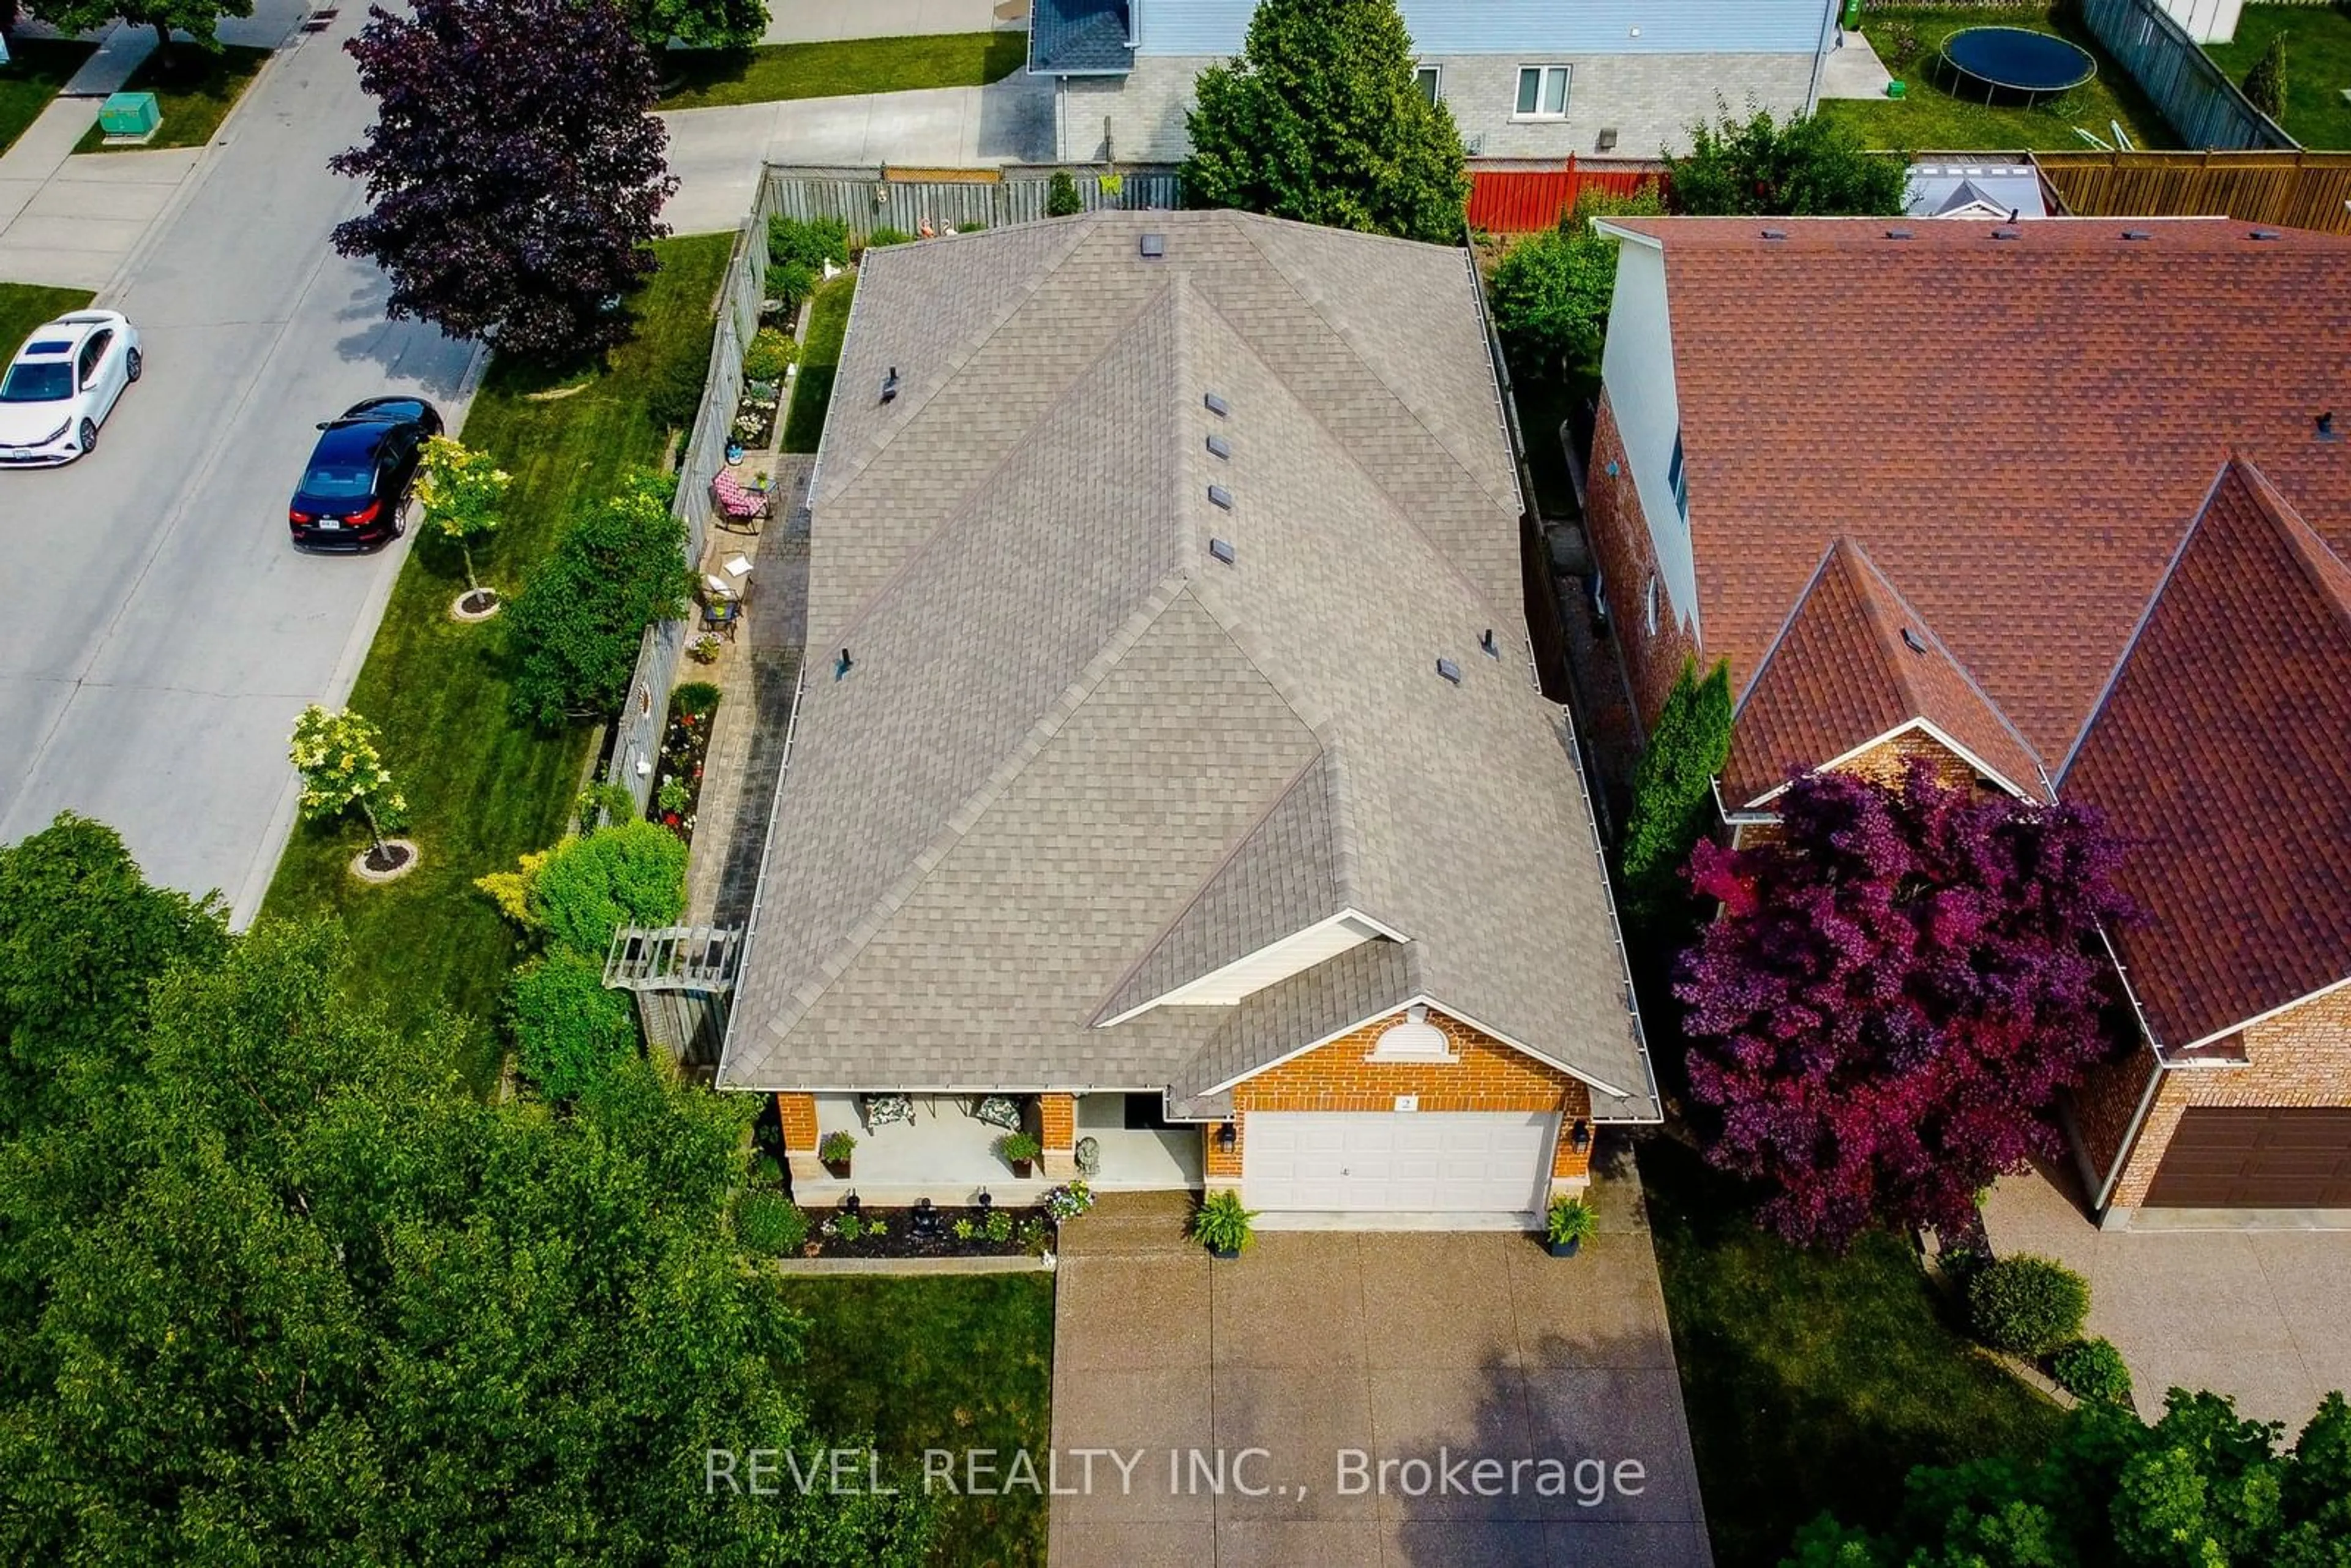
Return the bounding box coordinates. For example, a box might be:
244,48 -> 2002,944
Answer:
1049,1169 -> 1713,1566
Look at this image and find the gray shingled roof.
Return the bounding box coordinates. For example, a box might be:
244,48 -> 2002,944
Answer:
718,211 -> 1655,1121
1030,0 -> 1131,74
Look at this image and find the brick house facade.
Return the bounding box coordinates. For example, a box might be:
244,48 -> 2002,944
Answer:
1580,217 -> 2351,1223
1200,1005 -> 1597,1196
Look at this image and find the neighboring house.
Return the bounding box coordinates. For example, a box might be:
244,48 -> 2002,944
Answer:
1030,0 -> 1841,165
1581,215 -> 2351,1226
1903,162 -> 2053,220
714,209 -> 1657,1226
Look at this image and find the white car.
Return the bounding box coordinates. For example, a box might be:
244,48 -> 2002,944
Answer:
0,310 -> 141,467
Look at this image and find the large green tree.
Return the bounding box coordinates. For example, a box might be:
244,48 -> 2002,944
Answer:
628,0 -> 765,51
0,819 -> 932,1562
1790,1389 -> 2351,1567
506,471 -> 694,729
24,0 -> 252,63
1617,656 -> 1733,930
1181,0 -> 1470,244
1666,103 -> 1906,217
1488,184 -> 1664,384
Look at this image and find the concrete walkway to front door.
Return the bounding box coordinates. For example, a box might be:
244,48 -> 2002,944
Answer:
1049,1166 -> 1714,1566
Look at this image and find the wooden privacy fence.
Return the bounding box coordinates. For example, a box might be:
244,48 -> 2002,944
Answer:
1467,159 -> 1669,234
762,163 -> 1182,239
2077,0 -> 2295,150
2034,149 -> 2351,233
611,178 -> 782,818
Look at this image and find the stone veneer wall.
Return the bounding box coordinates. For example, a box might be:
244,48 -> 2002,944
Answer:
1056,51 -> 1817,165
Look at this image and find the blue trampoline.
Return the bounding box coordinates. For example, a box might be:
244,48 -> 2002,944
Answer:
1940,26 -> 2097,105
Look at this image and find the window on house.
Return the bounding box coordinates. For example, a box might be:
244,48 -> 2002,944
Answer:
1415,65 -> 1441,105
1515,65 -> 1570,119
1644,572 -> 1659,637
1667,430 -> 1689,523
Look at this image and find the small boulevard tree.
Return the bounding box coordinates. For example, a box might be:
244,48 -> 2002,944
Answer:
288,704 -> 410,874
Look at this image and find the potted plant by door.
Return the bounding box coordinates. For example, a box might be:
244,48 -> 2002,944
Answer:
1544,1195 -> 1597,1258
998,1131 -> 1043,1178
1191,1190 -> 1258,1260
819,1131 -> 856,1179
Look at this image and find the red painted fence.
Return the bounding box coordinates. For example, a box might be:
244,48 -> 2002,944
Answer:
1467,158 -> 1670,234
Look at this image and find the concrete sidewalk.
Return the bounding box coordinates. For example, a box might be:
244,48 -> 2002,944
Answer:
659,74 -> 1054,235
758,0 -> 1022,45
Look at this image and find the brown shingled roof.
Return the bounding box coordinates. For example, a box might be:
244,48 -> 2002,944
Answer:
1723,536 -> 2047,806
1601,216 -> 2351,763
1608,215 -> 2351,1041
2061,460 -> 2351,1051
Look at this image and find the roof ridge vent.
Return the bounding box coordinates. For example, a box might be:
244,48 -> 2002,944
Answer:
1139,231 -> 1165,259
1206,433 -> 1230,460
1435,657 -> 1463,685
1206,483 -> 1233,511
1992,227 -> 2022,240
1760,228 -> 1788,241
2249,228 -> 2282,241
1900,626 -> 1928,655
2121,228 -> 2152,241
1209,537 -> 1236,565
1204,391 -> 1229,417
1885,227 -> 1913,239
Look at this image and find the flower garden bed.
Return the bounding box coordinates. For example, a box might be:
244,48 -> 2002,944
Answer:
812,1202 -> 1054,1259
650,681 -> 719,841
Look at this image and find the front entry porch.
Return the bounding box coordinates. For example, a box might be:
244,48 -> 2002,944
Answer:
791,1092 -> 1204,1209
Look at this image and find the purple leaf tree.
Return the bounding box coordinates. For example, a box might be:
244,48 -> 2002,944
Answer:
1673,763 -> 2134,1249
330,0 -> 678,363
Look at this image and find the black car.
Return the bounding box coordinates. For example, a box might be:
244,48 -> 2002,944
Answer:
288,396 -> 444,550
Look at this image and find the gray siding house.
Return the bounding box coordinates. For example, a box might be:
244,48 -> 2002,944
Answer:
1032,0 -> 1841,164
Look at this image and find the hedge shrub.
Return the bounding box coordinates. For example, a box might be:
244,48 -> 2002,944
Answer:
735,1190 -> 809,1256
2049,1337 -> 2133,1405
507,948 -> 638,1100
505,471 -> 693,728
527,820 -> 688,956
1968,1254 -> 2091,1357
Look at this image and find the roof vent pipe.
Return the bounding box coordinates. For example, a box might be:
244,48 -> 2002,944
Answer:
880,367 -> 900,404
1900,627 -> 1928,655
1480,629 -> 1499,658
2320,410 -> 2340,441
834,648 -> 853,680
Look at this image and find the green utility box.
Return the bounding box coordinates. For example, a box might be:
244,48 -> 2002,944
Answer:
97,92 -> 162,139
1886,80 -> 1907,99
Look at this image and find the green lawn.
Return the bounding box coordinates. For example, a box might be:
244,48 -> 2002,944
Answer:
1643,1138 -> 2066,1567
2207,4 -> 2351,149
0,37 -> 96,159
75,44 -> 271,154
1821,7 -> 2177,151
659,31 -> 1026,111
781,273 -> 854,454
0,282 -> 95,355
781,1275 -> 1055,1567
261,234 -> 733,1097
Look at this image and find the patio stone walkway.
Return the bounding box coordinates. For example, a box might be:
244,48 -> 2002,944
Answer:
684,454 -> 811,926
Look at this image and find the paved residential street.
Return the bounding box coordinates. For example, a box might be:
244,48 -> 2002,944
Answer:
0,16 -> 475,921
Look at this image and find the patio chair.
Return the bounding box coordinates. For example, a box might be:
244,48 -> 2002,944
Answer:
861,1093 -> 915,1133
970,1095 -> 1024,1133
711,470 -> 770,534
700,595 -> 740,641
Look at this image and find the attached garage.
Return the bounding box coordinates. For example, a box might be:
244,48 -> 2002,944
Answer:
2143,1107 -> 2351,1208
1242,1111 -> 1556,1215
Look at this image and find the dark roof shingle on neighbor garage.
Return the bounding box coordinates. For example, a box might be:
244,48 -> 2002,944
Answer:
1605,215 -> 2351,1043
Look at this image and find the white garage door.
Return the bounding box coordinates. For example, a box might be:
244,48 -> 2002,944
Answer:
1243,1112 -> 1556,1214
